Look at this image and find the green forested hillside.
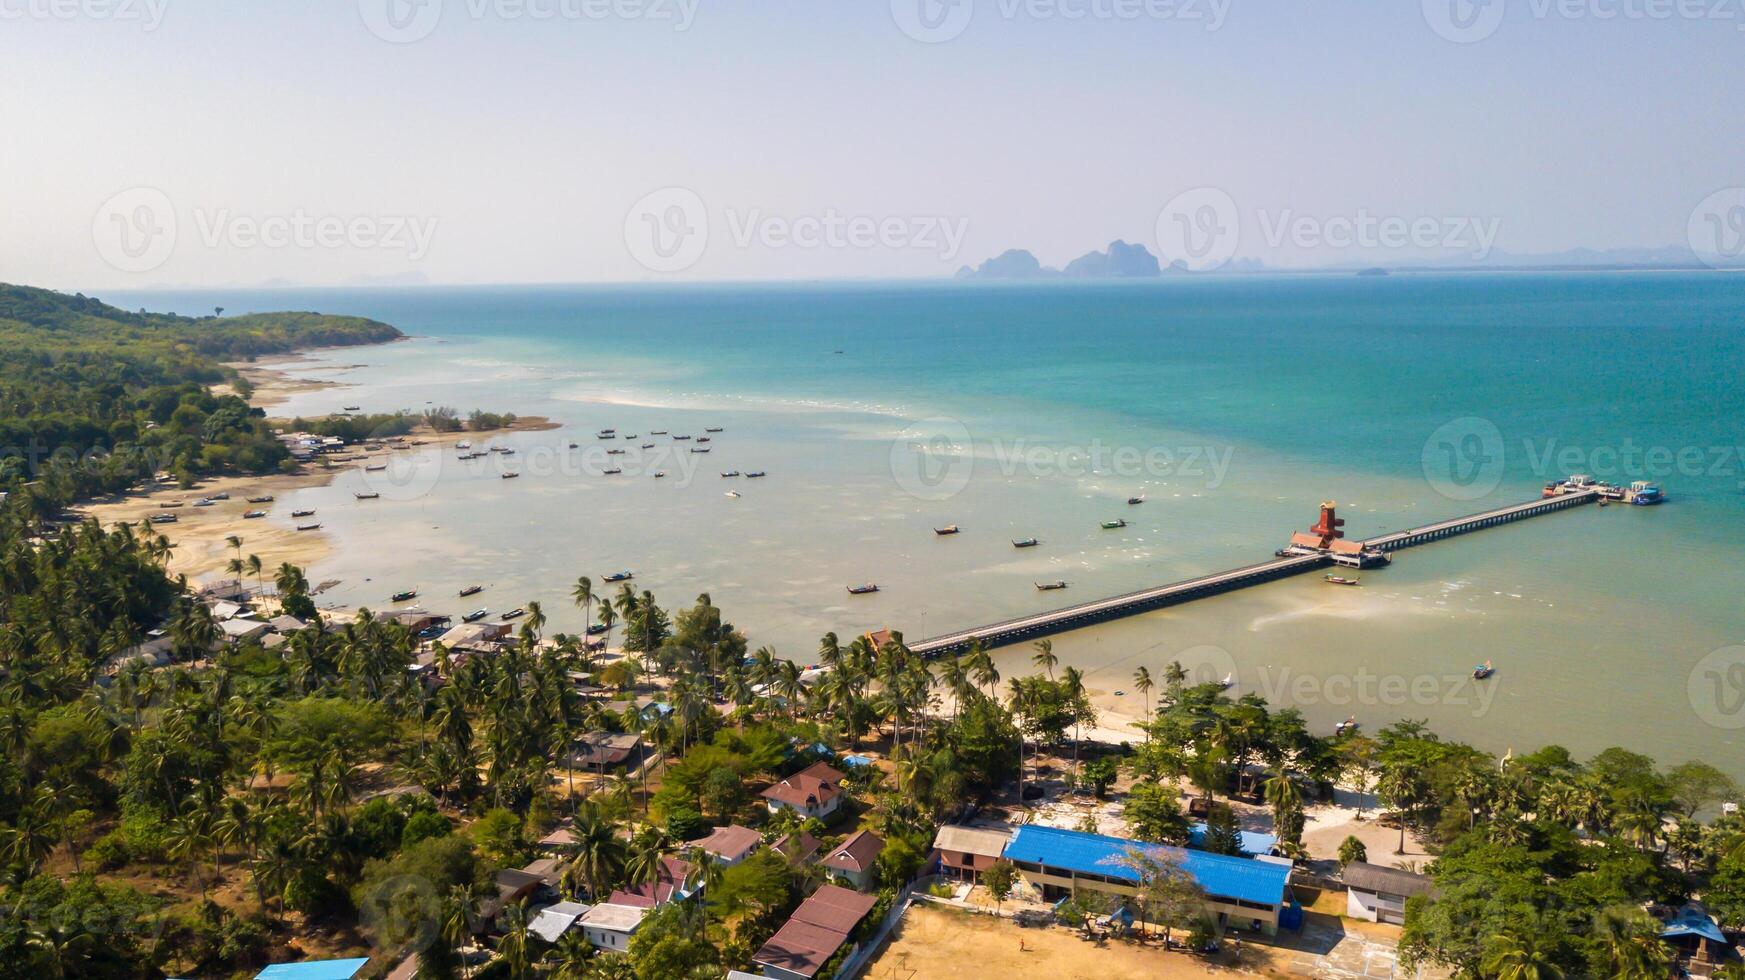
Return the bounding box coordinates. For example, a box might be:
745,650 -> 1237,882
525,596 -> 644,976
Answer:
0,283 -> 400,518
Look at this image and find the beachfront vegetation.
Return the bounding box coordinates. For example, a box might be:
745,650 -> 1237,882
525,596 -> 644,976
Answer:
0,283 -> 400,516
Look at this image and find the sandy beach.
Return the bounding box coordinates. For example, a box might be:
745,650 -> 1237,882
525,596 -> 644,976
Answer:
76,358 -> 558,587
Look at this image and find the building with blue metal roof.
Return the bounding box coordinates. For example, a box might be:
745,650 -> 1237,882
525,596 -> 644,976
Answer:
1003,824 -> 1294,935
254,958 -> 370,980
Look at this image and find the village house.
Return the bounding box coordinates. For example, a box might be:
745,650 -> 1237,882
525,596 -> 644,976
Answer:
761,761 -> 847,821
1001,824 -> 1294,935
1343,861 -> 1435,925
567,732 -> 651,776
771,830 -> 823,866
690,824 -> 763,867
821,829 -> 884,892
527,900 -> 592,944
605,855 -> 695,908
578,902 -> 646,951
932,824 -> 1011,883
752,883 -> 878,980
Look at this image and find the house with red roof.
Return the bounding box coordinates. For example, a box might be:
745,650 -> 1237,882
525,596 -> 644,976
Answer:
752,884 -> 878,980
821,829 -> 885,892
761,761 -> 847,821
604,855 -> 695,908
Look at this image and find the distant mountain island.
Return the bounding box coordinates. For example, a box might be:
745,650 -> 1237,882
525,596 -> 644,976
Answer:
955,241 -> 1743,279
956,240 -> 1204,280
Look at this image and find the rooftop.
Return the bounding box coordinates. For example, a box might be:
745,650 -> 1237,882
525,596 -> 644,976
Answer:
1004,824 -> 1292,908
823,829 -> 884,874
254,960 -> 370,980
753,884 -> 877,979
1342,861 -> 1435,899
762,761 -> 846,809
1187,821 -> 1279,856
580,902 -> 647,932
692,824 -> 763,862
933,824 -> 1012,858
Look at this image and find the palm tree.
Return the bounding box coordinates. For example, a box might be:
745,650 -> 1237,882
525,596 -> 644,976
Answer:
245,553 -> 264,597
1377,762 -> 1423,855
1482,928 -> 1566,980
1132,666 -> 1154,736
1031,638 -> 1058,679
572,575 -> 594,629
967,639 -> 998,698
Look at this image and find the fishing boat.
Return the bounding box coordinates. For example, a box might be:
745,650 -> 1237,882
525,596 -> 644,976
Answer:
1036,580 -> 1068,591
365,464 -> 387,472
653,471 -> 667,478
497,448 -> 516,455
746,471 -> 766,478
607,448 -> 626,455
651,429 -> 668,435
934,524 -> 961,536
343,405 -> 361,411
1218,673 -> 1234,689
149,513 -> 178,524
243,510 -> 268,519
847,584 -> 880,595
1334,716 -> 1359,736
457,441 -> 472,449
291,509 -> 316,518
624,434 -> 638,439
1324,575 -> 1360,586
463,608 -> 490,623
501,607 -> 526,620
500,472 -> 520,479
673,434 -> 692,441
585,623 -> 608,635
603,571 -> 634,582
705,427 -> 723,432
640,443 -> 654,449
295,522 -> 321,532
602,467 -> 623,475
697,437 -> 712,444
459,585 -> 484,597
1101,519 -> 1128,530
158,501 -> 183,509
192,499 -> 214,507
568,442 -> 579,449
355,492 -> 380,500
691,447 -> 711,454
209,492 -> 230,500
721,470 -> 741,477
1128,496 -> 1145,505
1473,660 -> 1495,680
390,590 -> 418,603
725,491 -> 741,498
1012,538 -> 1040,548
246,495 -> 274,503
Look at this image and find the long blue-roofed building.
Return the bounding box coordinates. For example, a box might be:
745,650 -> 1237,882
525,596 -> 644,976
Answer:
253,959 -> 370,980
1001,824 -> 1294,935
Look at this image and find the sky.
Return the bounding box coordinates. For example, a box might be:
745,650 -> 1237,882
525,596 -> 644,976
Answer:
2,0 -> 1743,289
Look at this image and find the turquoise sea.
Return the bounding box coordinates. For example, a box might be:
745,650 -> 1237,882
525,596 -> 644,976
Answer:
115,274 -> 1745,774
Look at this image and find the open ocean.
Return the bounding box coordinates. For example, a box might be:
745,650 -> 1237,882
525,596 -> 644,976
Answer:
114,274 -> 1745,774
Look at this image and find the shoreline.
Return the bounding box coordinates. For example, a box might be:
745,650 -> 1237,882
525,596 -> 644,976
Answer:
77,358 -> 558,586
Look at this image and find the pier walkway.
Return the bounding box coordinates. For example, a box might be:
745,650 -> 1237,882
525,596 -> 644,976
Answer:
908,489 -> 1599,658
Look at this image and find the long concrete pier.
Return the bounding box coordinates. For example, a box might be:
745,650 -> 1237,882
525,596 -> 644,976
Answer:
908,489 -> 1599,658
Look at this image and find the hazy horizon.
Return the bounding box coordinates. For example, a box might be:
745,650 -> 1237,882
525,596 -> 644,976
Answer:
7,1 -> 1745,290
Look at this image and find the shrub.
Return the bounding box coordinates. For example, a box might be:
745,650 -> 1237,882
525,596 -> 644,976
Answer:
86,831 -> 130,871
